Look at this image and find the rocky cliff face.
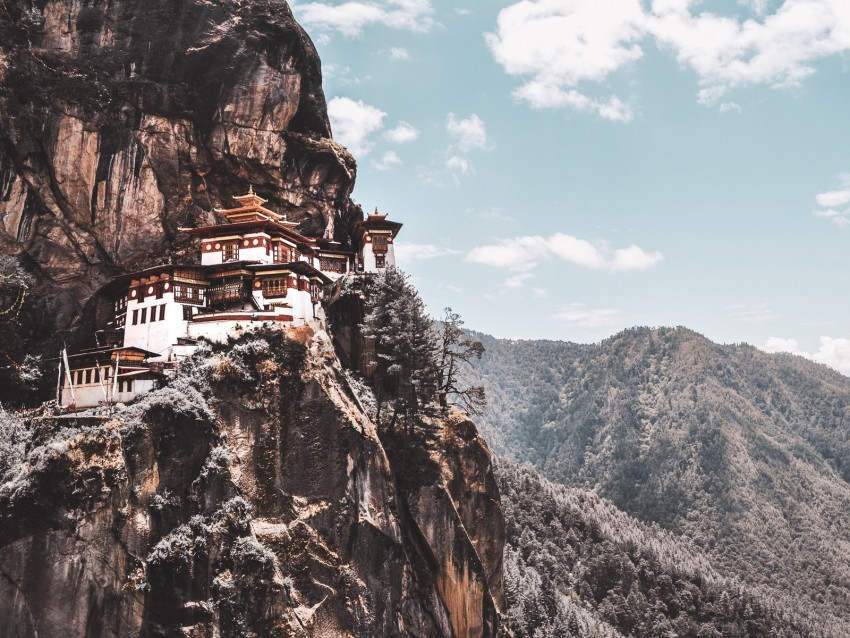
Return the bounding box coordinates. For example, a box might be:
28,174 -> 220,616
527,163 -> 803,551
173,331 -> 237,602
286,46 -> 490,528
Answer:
0,328 -> 508,637
0,0 -> 358,333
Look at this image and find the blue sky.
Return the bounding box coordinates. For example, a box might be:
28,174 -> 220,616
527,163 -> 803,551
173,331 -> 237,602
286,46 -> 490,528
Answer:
291,0 -> 850,373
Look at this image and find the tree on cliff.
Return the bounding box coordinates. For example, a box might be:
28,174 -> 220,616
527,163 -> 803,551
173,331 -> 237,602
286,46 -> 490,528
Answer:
361,268 -> 439,432
436,307 -> 486,415
0,255 -> 43,406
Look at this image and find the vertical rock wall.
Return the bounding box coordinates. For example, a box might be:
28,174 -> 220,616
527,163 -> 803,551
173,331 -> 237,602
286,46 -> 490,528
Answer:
0,0 -> 358,333
0,330 -> 509,637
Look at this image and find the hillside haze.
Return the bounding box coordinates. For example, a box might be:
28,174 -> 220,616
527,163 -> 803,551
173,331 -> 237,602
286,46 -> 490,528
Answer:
469,326 -> 850,627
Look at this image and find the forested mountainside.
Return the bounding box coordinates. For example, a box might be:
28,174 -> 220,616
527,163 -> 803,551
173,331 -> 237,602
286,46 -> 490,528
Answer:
0,329 -> 508,637
468,326 -> 850,630
497,458 -> 842,638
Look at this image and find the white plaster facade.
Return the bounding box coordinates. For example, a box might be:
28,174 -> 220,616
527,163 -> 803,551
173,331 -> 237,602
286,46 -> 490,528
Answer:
123,291 -> 192,360
62,376 -> 157,408
360,237 -> 396,272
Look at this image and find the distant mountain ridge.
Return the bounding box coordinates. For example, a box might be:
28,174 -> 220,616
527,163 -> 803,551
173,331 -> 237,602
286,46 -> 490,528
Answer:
467,326 -> 850,628
497,458 -> 842,637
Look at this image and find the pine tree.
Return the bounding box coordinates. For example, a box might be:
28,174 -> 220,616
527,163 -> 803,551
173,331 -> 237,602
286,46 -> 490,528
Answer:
360,268 -> 438,432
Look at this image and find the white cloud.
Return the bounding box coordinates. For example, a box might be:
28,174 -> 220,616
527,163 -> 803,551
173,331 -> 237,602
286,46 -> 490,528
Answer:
485,0 -> 644,120
446,156 -> 472,174
553,303 -> 622,328
504,273 -> 534,288
388,46 -> 410,60
763,336 -> 850,375
514,83 -> 635,121
727,302 -> 778,323
649,0 -> 850,98
394,242 -> 461,262
323,64 -> 366,86
455,7 -> 472,16
816,190 -> 850,207
295,0 -> 434,37
372,150 -> 402,171
467,232 -> 663,272
812,337 -> 850,375
720,101 -> 743,113
486,0 -> 850,118
763,336 -> 802,354
447,113 -> 487,151
813,174 -> 850,225
327,97 -> 386,157
385,121 -> 420,143
812,208 -> 850,225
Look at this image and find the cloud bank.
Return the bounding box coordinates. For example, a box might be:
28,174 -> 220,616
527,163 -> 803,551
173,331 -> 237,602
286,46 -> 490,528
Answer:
763,335 -> 850,375
467,232 -> 663,272
486,0 -> 850,120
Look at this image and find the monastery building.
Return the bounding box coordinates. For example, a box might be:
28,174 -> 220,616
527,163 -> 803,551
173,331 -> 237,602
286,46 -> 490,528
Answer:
60,189 -> 401,409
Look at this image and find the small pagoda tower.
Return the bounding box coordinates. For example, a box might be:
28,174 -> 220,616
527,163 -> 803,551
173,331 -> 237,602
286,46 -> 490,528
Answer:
353,209 -> 402,272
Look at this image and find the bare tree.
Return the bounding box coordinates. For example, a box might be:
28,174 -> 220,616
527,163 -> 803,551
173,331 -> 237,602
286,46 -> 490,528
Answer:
436,307 -> 486,414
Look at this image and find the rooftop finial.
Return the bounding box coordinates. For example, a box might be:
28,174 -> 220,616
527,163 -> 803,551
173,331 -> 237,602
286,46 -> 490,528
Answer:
374,207 -> 379,214
248,184 -> 255,196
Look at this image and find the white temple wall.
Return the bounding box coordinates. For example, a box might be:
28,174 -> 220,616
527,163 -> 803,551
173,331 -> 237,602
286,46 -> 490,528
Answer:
62,377 -> 157,408
201,250 -> 223,266
361,245 -> 377,272
123,293 -> 189,358
280,287 -> 314,322
237,245 -> 271,263
62,384 -> 108,408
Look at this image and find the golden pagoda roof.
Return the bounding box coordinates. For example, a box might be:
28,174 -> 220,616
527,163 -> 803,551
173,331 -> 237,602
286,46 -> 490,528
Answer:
213,186 -> 298,226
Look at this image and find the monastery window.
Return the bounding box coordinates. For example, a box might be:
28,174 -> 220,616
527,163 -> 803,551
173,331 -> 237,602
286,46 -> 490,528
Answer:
372,236 -> 388,253
175,285 -> 203,305
94,368 -> 100,383
75,370 -> 83,385
320,257 -> 346,273
223,242 -> 239,262
273,243 -> 285,262
160,304 -> 166,321
140,308 -> 147,324
132,309 -> 139,325
262,278 -> 287,297
375,255 -> 385,269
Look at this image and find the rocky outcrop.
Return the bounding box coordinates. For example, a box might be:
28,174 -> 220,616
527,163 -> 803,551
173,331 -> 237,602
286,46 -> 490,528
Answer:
0,0 -> 358,334
0,328 -> 509,637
